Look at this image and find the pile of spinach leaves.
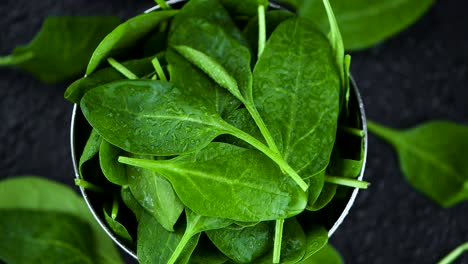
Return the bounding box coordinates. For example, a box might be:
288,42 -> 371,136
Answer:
64,0 -> 367,263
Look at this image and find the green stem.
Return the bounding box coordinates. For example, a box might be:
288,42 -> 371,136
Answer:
437,242 -> 468,264
325,176 -> 369,189
107,58 -> 138,79
339,125 -> 364,137
367,120 -> 400,145
111,195 -> 119,219
154,0 -> 172,10
74,179 -> 102,192
0,52 -> 34,65
226,124 -> 308,191
167,230 -> 194,264
273,219 -> 284,263
152,56 -> 167,81
245,102 -> 282,155
257,4 -> 266,58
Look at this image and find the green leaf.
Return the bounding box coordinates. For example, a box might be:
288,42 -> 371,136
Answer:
190,236 -> 229,264
121,187 -> 144,221
368,120 -> 468,207
253,17 -> 340,179
119,142 -> 307,222
206,222 -> 273,263
298,244 -> 343,264
137,211 -> 200,264
298,0 -> 434,50
86,10 -> 178,75
99,140 -> 128,186
0,16 -> 121,83
0,176 -> 123,264
299,225 -> 329,261
65,56 -> 155,104
126,154 -> 184,232
103,206 -> 133,244
79,129 -> 102,177
307,183 -> 337,211
0,209 -> 95,264
217,108 -> 265,149
219,0 -> 259,17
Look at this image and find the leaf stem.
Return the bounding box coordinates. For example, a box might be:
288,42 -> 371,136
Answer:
107,58 -> 138,79
111,195 -> 119,219
0,51 -> 34,65
152,56 -> 167,81
437,242 -> 468,264
245,102 -> 282,155
226,124 -> 308,191
367,120 -> 400,145
257,4 -> 266,58
325,176 -> 369,189
339,125 -> 364,137
74,179 -> 103,192
154,0 -> 172,10
273,219 -> 284,263
167,230 -> 194,264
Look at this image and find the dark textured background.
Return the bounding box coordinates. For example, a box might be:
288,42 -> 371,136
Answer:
1,0 -> 467,263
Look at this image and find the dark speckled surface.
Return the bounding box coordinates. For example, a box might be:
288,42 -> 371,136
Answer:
1,1 -> 467,263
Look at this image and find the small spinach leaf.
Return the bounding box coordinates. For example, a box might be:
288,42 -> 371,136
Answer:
79,129 -> 102,177
119,142 -> 307,222
307,183 -> 337,211
121,187 -> 143,221
299,225 -> 328,261
86,10 -> 178,75
103,206 -> 133,245
0,16 -> 121,83
298,244 -> 343,264
99,140 -> 128,186
368,120 -> 468,207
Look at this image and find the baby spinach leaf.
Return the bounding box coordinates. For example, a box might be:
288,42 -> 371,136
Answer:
65,56 -> 155,104
368,120 -> 468,207
103,206 -> 133,245
299,225 -> 328,261
298,244 -> 343,264
307,183 -> 337,211
257,218 -> 306,263
0,209 -> 95,264
119,142 -> 308,222
206,222 -> 273,263
121,187 -> 144,221
190,236 -> 229,264
127,154 -> 184,232
79,129 -> 102,177
0,16 -> 121,83
137,211 -> 200,264
168,209 -> 233,264
0,176 -> 123,264
86,10 -> 178,75
100,140 -> 128,186
253,17 -> 340,180
297,0 -> 434,50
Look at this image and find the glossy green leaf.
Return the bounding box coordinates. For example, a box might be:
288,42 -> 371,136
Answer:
65,56 -> 154,104
307,183 -> 337,211
253,17 -> 340,179
121,187 -> 144,221
0,176 -> 123,264
219,0 -> 258,17
81,79 -> 230,156
137,211 -> 200,264
298,244 -> 343,264
127,154 -> 184,232
190,237 -> 229,264
298,0 -> 434,50
299,225 -> 328,261
100,140 -> 128,186
206,222 -> 273,263
0,16 -> 121,83
218,108 -> 264,150
119,142 -> 307,222
0,209 -> 95,264
368,120 -> 468,207
103,206 -> 133,244
86,10 -> 178,75
79,129 -> 102,177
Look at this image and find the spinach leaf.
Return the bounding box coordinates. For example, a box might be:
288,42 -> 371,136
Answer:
299,225 -> 328,261
219,0 -> 258,17
0,209 -> 95,264
257,218 -> 306,263
190,235 -> 229,264
168,209 -> 233,264
121,187 -> 144,221
0,176 -> 123,264
437,242 -> 468,264
119,142 -> 307,222
217,108 -> 264,150
253,17 -> 340,180
65,56 -> 155,104
79,129 -> 102,177
137,211 -> 200,264
307,183 -> 337,211
298,244 -> 343,264
0,16 -> 121,83
206,222 -> 273,263
297,0 -> 434,50
368,120 -> 468,207
100,140 -> 128,186
103,206 -> 133,245
127,154 -> 184,232
86,10 -> 178,75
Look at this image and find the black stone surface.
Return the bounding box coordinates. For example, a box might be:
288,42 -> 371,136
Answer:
1,1 -> 467,263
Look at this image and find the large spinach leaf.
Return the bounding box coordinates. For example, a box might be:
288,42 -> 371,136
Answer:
0,176 -> 123,264
368,120 -> 468,207
298,0 -> 434,50
119,142 -> 307,222
0,16 -> 121,83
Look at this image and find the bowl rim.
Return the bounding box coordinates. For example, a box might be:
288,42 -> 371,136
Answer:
69,1 -> 368,259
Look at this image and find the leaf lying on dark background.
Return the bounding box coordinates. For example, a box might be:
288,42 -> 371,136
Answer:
0,176 -> 123,264
0,16 -> 121,83
368,120 -> 468,207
